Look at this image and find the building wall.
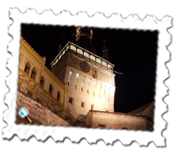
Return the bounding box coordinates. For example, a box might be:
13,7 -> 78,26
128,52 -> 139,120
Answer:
17,91 -> 69,126
19,37 -> 67,108
79,111 -> 147,130
52,49 -> 116,119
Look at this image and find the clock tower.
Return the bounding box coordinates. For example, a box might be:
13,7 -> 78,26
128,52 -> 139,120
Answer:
51,27 -> 116,119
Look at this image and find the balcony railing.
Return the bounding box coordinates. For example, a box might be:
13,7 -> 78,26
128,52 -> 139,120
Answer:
50,42 -> 115,70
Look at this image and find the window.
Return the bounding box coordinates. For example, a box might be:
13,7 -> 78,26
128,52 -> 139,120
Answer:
40,76 -> 44,87
31,67 -> 36,80
36,98 -> 41,103
94,81 -> 97,87
93,92 -> 95,97
75,73 -> 79,89
93,81 -> 97,92
57,91 -> 60,101
81,102 -> 85,108
104,85 -> 106,97
27,91 -> 32,98
81,76 -> 85,92
69,97 -> 73,104
122,127 -> 128,129
68,70 -> 73,86
75,73 -> 80,83
87,78 -> 91,94
108,87 -> 111,102
88,78 -> 91,86
98,124 -> 106,128
99,83 -> 102,97
24,62 -> 30,74
49,84 -> 53,95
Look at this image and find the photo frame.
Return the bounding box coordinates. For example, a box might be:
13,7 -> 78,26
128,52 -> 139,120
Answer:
0,5 -> 175,150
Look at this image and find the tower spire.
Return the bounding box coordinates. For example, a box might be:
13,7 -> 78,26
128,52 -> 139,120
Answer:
58,36 -> 65,52
75,27 -> 97,54
101,40 -> 110,61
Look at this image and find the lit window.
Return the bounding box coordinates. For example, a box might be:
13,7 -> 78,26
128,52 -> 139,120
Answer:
57,91 -> 60,101
108,87 -> 111,102
94,81 -> 97,87
31,67 -> 36,80
94,81 -> 97,92
27,91 -> 32,98
49,84 -> 53,95
68,71 -> 73,86
99,83 -> 102,97
75,73 -> 80,83
40,76 -> 44,87
87,79 -> 91,94
81,76 -> 85,92
69,97 -> 73,104
24,62 -> 30,75
88,78 -> 91,86
104,85 -> 106,97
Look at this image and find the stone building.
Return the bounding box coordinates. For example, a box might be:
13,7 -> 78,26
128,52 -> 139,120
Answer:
51,27 -> 115,119
16,27 -> 154,131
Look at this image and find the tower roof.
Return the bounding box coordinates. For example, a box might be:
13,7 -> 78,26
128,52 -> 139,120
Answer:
101,40 -> 109,53
75,27 -> 97,54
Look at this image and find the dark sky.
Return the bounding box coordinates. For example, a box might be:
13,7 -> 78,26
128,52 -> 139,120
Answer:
21,24 -> 158,113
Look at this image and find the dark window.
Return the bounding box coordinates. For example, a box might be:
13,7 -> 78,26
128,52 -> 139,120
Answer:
81,87 -> 83,92
122,127 -> 128,129
27,91 -> 32,98
49,84 -> 53,95
24,62 -> 30,74
40,76 -> 44,87
57,91 -> 60,101
69,97 -> 73,104
75,84 -> 77,89
98,124 -> 106,128
81,102 -> 85,108
87,89 -> 89,94
31,67 -> 36,80
36,98 -> 41,103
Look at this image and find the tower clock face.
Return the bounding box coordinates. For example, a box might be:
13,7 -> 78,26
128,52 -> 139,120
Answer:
79,61 -> 90,72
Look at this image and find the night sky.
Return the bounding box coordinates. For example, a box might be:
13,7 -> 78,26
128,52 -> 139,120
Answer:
21,24 -> 158,113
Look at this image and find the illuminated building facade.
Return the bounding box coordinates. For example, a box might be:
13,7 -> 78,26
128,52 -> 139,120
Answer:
17,27 -> 154,130
51,27 -> 116,119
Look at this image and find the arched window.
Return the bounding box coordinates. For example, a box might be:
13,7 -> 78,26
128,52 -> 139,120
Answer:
24,62 -> 30,75
40,76 -> 44,87
57,91 -> 60,101
49,84 -> 53,95
31,67 -> 36,80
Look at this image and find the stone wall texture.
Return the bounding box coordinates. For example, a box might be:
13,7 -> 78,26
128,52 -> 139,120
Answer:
17,91 -> 75,126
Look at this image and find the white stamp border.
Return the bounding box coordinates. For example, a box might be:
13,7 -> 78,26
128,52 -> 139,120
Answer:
3,8 -> 172,146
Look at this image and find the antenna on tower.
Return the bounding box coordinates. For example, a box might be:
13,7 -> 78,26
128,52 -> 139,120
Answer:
113,70 -> 123,75
58,36 -> 65,52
